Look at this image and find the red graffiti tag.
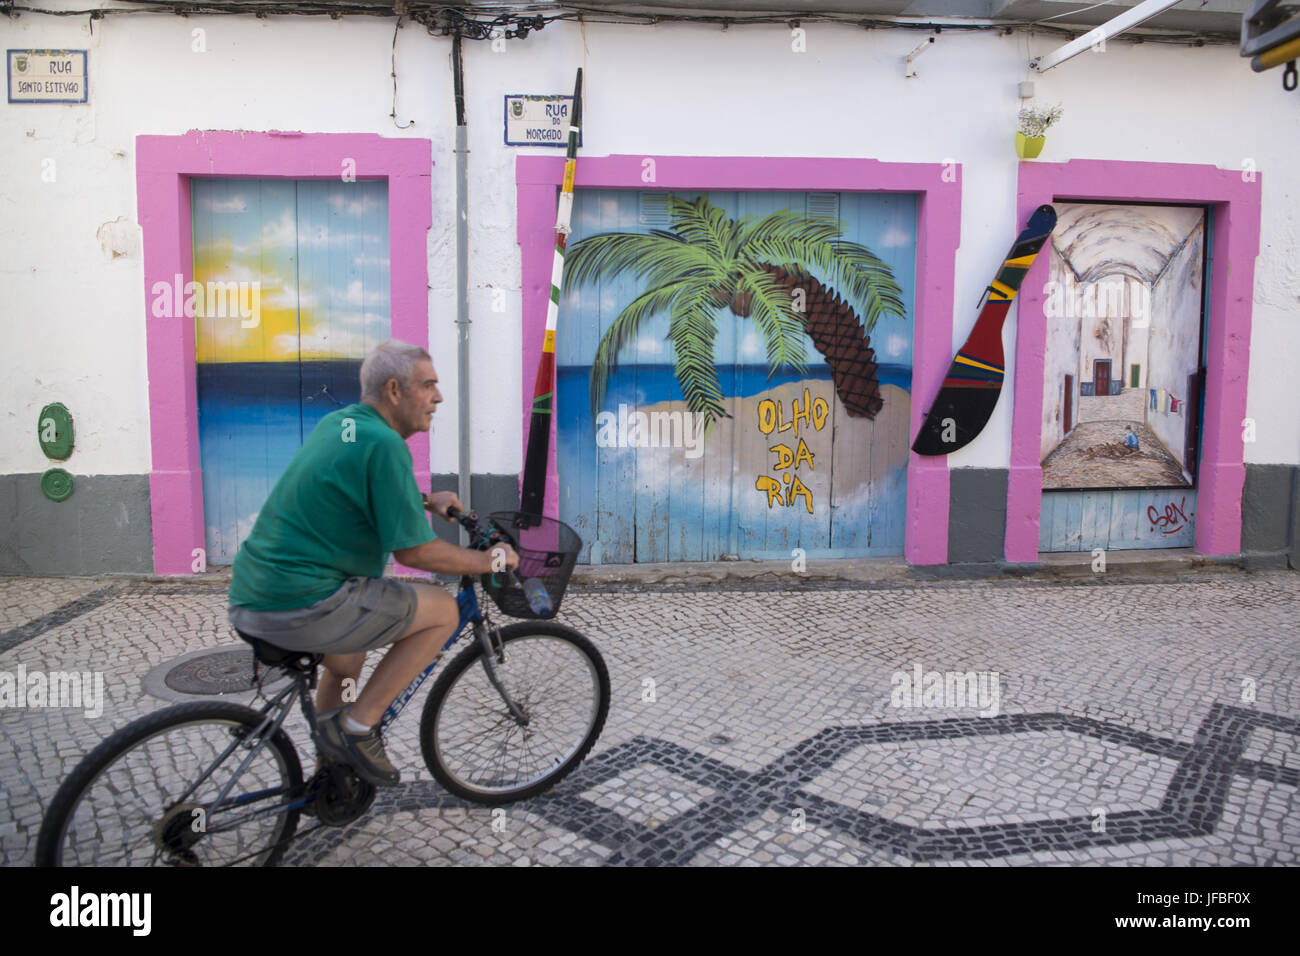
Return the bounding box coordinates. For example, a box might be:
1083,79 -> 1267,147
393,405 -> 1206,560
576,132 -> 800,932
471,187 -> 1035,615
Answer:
1148,497 -> 1189,535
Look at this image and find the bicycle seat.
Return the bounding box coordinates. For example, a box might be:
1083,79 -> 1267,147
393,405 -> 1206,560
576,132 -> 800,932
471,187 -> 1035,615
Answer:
234,629 -> 322,672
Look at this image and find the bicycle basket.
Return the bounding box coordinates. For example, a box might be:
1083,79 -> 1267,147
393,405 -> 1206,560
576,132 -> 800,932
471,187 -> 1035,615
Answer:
479,511 -> 582,619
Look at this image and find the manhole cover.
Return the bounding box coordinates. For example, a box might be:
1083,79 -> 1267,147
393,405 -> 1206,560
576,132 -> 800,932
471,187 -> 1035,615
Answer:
143,643 -> 292,704
163,649 -> 259,695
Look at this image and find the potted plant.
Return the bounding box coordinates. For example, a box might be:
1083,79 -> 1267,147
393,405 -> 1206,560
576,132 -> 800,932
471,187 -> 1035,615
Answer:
1017,104 -> 1063,159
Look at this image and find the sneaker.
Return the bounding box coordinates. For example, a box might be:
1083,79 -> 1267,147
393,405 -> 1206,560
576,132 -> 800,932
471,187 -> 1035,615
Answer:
314,707 -> 400,787
307,707 -> 344,807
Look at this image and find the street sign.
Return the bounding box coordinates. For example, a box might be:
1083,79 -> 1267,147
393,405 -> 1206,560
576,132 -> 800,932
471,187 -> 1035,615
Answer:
8,49 -> 88,104
504,94 -> 582,147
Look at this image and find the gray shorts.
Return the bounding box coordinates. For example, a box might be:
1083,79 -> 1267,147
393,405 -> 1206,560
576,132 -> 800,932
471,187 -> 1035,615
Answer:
227,576 -> 419,656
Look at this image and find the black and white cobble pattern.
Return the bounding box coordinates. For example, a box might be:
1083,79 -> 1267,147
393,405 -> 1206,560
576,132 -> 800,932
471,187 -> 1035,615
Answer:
2,571 -> 1297,866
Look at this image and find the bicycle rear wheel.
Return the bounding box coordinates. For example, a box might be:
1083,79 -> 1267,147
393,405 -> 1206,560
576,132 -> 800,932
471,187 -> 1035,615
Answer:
419,621 -> 609,804
36,700 -> 303,867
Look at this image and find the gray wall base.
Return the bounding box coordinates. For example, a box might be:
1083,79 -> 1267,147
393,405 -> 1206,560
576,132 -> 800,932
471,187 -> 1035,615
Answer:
0,473 -> 153,576
948,468 -> 1009,565
4,466 -> 1295,577
429,473 -> 520,522
939,464 -> 1299,575
1241,552 -> 1289,571
912,560 -> 1041,581
1293,465 -> 1300,571
1241,464 -> 1298,570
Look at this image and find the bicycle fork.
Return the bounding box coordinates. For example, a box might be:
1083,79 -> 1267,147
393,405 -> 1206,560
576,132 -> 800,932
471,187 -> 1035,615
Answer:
475,620 -> 529,727
376,598 -> 530,733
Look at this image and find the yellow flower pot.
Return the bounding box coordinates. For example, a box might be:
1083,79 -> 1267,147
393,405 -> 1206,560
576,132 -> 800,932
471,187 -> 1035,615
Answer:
1016,133 -> 1046,160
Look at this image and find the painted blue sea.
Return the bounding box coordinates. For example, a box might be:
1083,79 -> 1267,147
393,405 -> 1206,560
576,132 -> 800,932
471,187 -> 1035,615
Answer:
557,362 -> 910,436
197,360 -> 361,563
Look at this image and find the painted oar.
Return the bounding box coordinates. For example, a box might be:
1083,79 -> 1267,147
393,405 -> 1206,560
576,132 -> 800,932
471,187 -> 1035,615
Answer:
520,68 -> 583,522
912,204 -> 1057,456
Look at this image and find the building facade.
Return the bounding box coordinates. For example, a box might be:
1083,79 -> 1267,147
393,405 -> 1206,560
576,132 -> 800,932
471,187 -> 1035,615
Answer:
2,1 -> 1296,575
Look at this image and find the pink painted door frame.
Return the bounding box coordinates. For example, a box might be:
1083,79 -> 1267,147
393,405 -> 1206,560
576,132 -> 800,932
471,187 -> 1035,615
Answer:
1008,160 -> 1262,562
136,131 -> 433,575
515,155 -> 963,566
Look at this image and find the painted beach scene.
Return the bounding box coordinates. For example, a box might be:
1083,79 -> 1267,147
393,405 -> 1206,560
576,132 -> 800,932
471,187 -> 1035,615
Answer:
555,190 -> 917,563
191,178 -> 392,564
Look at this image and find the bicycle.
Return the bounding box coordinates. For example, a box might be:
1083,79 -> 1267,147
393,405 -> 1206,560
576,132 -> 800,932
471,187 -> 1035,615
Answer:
35,509 -> 610,866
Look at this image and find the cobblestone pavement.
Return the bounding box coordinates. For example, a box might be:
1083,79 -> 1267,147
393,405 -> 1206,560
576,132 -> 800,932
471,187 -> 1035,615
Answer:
2,569 -> 1297,866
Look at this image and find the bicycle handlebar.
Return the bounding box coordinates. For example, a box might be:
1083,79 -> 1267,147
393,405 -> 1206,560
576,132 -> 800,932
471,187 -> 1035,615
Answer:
444,507 -> 554,617
445,506 -> 511,550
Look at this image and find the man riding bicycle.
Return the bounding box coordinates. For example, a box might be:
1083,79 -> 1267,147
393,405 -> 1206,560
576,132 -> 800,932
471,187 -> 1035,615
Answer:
226,340 -> 518,787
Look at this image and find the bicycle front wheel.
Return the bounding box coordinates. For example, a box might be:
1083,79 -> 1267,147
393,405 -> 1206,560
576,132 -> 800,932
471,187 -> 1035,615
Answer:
36,701 -> 303,867
420,621 -> 610,804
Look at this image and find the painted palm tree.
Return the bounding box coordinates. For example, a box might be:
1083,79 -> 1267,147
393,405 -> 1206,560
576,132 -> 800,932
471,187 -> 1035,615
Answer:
564,195 -> 907,430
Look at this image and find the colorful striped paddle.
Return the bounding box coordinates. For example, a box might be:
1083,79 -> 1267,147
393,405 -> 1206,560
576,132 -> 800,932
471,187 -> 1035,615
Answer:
912,204 -> 1057,456
520,68 -> 583,522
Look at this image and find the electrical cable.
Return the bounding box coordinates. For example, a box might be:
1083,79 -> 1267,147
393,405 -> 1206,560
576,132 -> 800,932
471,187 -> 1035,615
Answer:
0,1 -> 1236,47
391,15 -> 414,128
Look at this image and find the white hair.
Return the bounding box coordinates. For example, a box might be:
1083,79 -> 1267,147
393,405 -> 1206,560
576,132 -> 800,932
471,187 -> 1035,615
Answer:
360,340 -> 431,401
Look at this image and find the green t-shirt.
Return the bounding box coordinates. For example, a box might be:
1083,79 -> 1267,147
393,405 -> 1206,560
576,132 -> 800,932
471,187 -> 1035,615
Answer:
228,403 -> 436,611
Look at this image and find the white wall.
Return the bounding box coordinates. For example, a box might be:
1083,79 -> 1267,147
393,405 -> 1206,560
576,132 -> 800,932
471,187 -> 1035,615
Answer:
1079,293 -> 1121,390
1146,227 -> 1205,470
2,7 -> 1297,484
1040,246 -> 1081,461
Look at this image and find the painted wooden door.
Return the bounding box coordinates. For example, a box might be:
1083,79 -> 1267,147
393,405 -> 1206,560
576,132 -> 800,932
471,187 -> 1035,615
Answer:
1093,360 -> 1110,397
1063,375 -> 1073,435
1039,489 -> 1196,550
556,189 -> 917,563
1039,202 -> 1207,551
192,178 -> 391,564
1184,371 -> 1203,473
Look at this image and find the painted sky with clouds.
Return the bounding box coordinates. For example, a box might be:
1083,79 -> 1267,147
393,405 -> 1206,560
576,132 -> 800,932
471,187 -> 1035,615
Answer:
558,189 -> 917,371
192,178 -> 390,363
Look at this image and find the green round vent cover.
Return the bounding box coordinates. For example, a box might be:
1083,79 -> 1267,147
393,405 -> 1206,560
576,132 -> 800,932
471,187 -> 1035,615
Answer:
38,403 -> 74,461
41,468 -> 74,502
